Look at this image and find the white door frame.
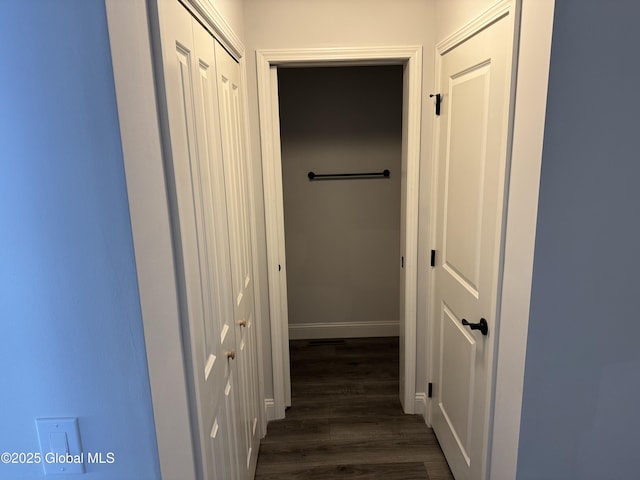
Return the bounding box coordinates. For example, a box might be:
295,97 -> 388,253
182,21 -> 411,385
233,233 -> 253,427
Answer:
489,0 -> 555,478
256,46 -> 423,417
105,1 -> 196,477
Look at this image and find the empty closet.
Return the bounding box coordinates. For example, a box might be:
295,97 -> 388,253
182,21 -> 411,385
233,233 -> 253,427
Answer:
278,66 -> 403,340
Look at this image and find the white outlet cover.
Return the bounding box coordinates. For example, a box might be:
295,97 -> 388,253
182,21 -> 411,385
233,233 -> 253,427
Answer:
35,417 -> 84,475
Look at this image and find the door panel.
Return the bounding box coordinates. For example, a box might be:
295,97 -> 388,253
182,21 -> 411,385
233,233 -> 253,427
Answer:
215,41 -> 260,480
443,65 -> 490,296
191,18 -> 240,480
210,394 -> 237,480
155,2 -> 241,478
440,303 -> 476,464
431,15 -> 511,480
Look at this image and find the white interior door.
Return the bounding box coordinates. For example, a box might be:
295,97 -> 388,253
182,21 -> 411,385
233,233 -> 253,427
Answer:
215,41 -> 261,480
431,15 -> 512,480
155,2 -> 241,478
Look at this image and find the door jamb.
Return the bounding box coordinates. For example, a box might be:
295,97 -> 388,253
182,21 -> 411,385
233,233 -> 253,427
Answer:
105,1 -> 196,478
489,0 -> 555,478
256,46 -> 423,418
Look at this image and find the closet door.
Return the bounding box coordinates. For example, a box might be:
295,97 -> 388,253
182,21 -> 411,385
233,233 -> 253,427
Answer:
215,41 -> 261,480
154,2 -> 240,478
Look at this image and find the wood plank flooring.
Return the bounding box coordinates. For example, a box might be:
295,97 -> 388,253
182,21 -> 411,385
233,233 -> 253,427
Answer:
255,337 -> 454,479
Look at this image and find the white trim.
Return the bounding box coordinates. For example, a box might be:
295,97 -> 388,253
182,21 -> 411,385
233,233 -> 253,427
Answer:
238,51 -> 268,438
104,2 -> 196,479
436,0 -> 512,54
264,398 -> 277,422
256,61 -> 290,420
414,392 -> 428,419
401,47 -> 422,416
256,46 -> 422,418
256,45 -> 423,65
490,1 -> 555,478
288,321 -> 399,340
182,0 -> 244,61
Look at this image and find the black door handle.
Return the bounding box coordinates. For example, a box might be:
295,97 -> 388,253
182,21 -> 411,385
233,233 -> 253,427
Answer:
461,318 -> 488,336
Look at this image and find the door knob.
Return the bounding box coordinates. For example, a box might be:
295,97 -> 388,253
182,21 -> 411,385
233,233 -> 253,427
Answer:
461,318 -> 488,336
238,319 -> 247,327
226,351 -> 236,360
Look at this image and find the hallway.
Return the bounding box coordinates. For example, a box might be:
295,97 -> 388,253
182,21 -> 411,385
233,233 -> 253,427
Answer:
255,337 -> 453,479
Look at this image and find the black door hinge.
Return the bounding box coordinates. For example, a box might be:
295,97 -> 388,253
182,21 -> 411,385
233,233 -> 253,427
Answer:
430,250 -> 436,267
429,93 -> 441,116
401,256 -> 405,269
428,382 -> 433,398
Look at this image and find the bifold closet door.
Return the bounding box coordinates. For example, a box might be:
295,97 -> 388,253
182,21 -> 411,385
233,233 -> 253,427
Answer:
154,1 -> 242,479
214,40 -> 261,480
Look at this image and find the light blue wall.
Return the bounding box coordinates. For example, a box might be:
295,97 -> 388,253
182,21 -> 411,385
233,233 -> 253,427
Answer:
517,1 -> 640,478
0,2 -> 160,479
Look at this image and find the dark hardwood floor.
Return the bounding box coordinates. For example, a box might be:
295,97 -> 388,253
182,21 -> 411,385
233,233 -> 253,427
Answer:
255,337 -> 454,479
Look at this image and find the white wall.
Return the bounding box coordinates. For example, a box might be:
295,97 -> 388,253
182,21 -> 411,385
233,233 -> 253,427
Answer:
433,0 -> 499,40
517,1 -> 640,478
279,66 -> 403,339
210,0 -> 246,40
244,0 -> 436,400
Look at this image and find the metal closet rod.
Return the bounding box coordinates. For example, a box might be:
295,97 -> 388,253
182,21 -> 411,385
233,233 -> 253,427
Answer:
307,169 -> 391,181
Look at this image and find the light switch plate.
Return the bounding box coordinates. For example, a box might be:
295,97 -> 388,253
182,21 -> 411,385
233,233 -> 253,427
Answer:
35,417 -> 84,475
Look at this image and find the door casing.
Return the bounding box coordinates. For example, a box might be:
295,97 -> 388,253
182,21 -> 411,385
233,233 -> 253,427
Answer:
256,46 -> 423,417
489,1 -> 555,478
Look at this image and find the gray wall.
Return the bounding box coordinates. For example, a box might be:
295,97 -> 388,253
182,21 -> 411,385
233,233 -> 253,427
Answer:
278,66 -> 403,337
517,1 -> 640,478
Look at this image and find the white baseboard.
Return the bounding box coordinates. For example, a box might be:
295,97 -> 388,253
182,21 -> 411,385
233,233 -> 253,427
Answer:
288,321 -> 399,340
415,392 -> 427,419
264,398 -> 277,422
